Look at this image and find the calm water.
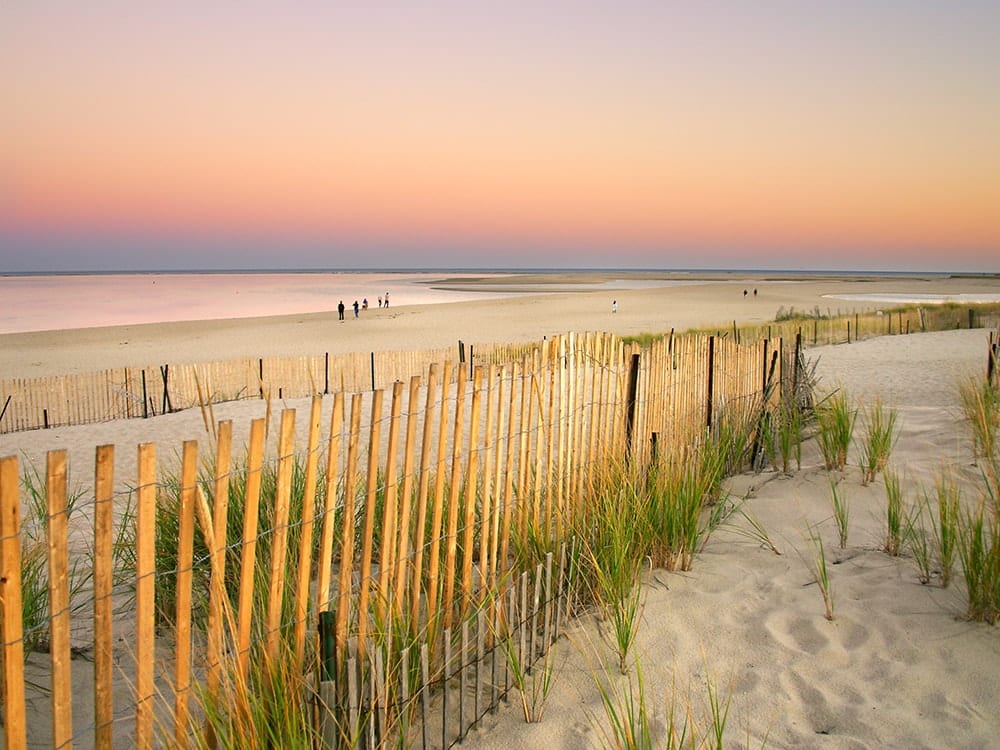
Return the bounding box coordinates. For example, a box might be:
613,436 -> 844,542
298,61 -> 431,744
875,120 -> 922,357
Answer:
0,271 -> 700,334
0,272 -> 501,334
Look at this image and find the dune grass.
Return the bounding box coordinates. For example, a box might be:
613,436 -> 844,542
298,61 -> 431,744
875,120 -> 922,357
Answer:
814,389 -> 856,472
804,524 -> 834,621
828,477 -> 850,549
957,497 -> 1000,624
883,466 -> 905,557
931,472 -> 961,588
774,398 -> 805,474
905,497 -> 934,585
593,656 -> 747,750
857,398 -> 898,486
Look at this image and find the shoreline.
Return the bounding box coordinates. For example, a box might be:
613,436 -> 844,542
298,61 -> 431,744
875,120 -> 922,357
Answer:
3,271 -> 999,380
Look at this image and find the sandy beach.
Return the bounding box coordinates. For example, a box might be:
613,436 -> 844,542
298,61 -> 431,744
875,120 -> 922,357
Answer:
3,271 -> 999,380
2,271 -> 1000,748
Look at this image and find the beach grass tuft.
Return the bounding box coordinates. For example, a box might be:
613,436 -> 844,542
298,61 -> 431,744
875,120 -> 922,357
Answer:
815,388 -> 856,472
804,524 -> 834,621
905,495 -> 934,585
957,497 -> 1000,624
883,466 -> 905,556
857,398 -> 898,485
829,476 -> 850,549
931,471 -> 961,588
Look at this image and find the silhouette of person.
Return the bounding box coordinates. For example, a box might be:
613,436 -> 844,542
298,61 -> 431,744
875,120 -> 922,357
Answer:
353,300 -> 359,318
384,291 -> 389,308
338,300 -> 345,321
612,300 -> 617,313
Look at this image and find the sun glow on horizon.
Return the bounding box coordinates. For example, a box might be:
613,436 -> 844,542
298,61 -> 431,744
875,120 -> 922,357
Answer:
3,3 -> 999,272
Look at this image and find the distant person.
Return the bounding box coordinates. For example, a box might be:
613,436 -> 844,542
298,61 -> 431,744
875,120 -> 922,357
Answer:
753,288 -> 758,297
743,289 -> 748,298
612,299 -> 617,313
384,291 -> 389,308
378,296 -> 383,308
353,300 -> 360,318
338,300 -> 345,321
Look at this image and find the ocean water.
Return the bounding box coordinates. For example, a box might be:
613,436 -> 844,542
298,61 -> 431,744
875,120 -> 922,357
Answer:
0,272 -> 498,334
0,271 -> 703,334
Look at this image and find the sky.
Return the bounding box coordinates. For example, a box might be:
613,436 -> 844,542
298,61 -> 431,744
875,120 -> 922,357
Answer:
3,2 -> 999,273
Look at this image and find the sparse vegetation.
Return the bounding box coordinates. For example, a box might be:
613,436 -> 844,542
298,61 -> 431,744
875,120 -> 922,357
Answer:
815,388 -> 857,471
829,477 -> 850,549
804,524 -> 834,621
857,398 -> 898,485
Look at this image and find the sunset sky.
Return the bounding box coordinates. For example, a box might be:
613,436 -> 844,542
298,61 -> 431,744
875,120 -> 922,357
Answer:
3,2 -> 999,272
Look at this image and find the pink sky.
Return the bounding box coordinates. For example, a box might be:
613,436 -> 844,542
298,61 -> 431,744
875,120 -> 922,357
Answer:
3,2 -> 998,272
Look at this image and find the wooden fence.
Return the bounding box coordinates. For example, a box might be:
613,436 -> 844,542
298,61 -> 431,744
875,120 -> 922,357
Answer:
0,341 -> 544,435
4,304 -> 994,436
0,331 -> 783,748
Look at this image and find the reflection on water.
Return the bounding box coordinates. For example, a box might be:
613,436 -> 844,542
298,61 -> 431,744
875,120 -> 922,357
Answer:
0,272 -> 512,334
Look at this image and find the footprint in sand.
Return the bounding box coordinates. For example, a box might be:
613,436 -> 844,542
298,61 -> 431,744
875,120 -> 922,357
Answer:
765,613 -> 828,654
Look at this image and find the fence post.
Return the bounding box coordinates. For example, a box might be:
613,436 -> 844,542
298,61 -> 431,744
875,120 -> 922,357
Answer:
141,370 -> 148,418
988,332 -> 998,386
161,365 -> 172,413
370,352 -> 376,391
793,331 -> 802,402
458,340 -> 465,364
324,352 -> 330,395
0,455 -> 27,750
624,352 -> 641,463
705,336 -> 715,430
969,308 -> 975,329
258,359 -> 264,398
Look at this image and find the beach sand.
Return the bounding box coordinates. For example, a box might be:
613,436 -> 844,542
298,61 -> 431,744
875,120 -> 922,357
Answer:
2,271 -> 999,748
3,270 -> 998,379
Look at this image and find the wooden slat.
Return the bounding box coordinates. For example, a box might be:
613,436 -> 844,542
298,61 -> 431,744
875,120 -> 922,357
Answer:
376,382 -> 404,621
441,365 -> 467,631
478,365 -> 496,602
206,420 -> 233,706
356,389 -> 384,659
317,391 -> 344,613
46,450 -> 74,748
334,393 -> 363,662
424,360 -> 453,638
135,442 -> 157,750
460,367 -> 483,613
393,375 -> 421,618
293,396 -> 323,666
409,364 -> 439,625
0,455 -> 26,750
94,445 -> 115,750
173,440 -> 199,747
236,418 -> 265,678
265,409 -> 297,664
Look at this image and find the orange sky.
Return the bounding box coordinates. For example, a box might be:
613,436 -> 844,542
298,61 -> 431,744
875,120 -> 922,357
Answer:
3,3 -> 998,271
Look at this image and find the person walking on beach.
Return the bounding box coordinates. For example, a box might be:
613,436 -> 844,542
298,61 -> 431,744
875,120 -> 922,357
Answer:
612,299 -> 617,314
353,300 -> 359,318
378,296 -> 382,308
338,300 -> 345,321
363,298 -> 368,310
384,291 -> 389,308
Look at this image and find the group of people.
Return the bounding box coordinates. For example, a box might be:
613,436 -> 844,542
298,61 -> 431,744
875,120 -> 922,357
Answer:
337,291 -> 389,320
